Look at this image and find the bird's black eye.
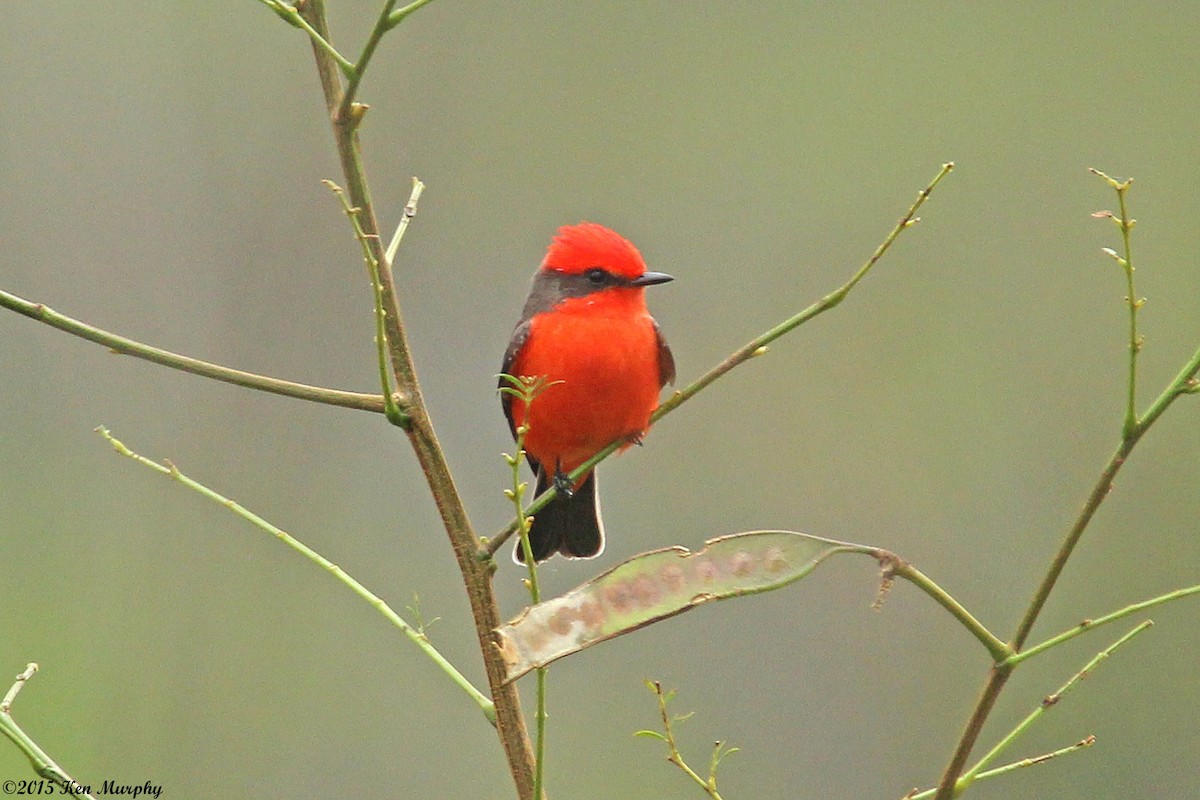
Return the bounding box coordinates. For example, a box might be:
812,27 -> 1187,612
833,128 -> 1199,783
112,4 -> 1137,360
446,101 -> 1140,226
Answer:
584,268 -> 609,286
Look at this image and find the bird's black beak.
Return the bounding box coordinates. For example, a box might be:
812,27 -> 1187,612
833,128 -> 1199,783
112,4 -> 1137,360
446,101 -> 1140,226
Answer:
630,271 -> 674,287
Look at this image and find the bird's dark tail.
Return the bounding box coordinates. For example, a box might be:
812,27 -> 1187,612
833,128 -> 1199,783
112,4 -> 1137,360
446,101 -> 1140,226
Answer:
513,469 -> 605,563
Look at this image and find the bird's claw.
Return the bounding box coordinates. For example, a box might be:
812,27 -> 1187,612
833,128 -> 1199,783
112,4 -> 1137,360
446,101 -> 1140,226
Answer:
552,468 -> 575,499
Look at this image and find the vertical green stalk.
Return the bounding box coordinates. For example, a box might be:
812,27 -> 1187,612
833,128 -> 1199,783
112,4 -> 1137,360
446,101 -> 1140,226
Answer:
1117,183 -> 1139,436
934,170 -> 1197,800
1090,169 -> 1141,436
502,376 -> 553,798
323,179 -> 407,425
512,431 -> 547,800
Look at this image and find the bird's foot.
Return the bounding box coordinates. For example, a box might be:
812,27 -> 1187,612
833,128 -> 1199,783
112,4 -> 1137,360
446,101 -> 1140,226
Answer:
552,462 -> 575,499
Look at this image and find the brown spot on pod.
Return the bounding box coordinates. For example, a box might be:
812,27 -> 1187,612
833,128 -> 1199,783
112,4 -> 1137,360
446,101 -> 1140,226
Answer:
693,559 -> 720,584
605,581 -> 633,613
633,575 -> 661,605
730,550 -> 756,577
659,563 -> 686,593
549,606 -> 575,636
763,546 -> 788,573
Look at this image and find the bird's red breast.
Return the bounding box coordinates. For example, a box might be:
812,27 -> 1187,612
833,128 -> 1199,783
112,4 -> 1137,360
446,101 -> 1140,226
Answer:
508,287 -> 664,476
499,222 -> 674,561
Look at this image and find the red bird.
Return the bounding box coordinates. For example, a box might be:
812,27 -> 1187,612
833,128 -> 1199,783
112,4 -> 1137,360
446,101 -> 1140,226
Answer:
501,223 -> 675,563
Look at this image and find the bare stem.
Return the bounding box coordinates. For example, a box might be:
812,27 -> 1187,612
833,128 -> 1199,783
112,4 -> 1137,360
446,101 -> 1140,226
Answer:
901,737 -> 1095,800
336,0 -> 400,124
1010,438 -> 1137,653
97,427 -> 496,723
387,0 -> 438,29
1007,582 -> 1200,666
0,664 -> 98,800
959,622 -> 1150,791
0,288 -> 384,413
931,171 -> 1200,800
323,178 -> 412,425
296,2 -> 539,795
503,380 -> 549,797
386,178 -> 426,266
255,0 -> 355,75
483,162 -> 955,558
641,681 -> 732,800
1090,169 -> 1140,438
872,551 -> 1012,662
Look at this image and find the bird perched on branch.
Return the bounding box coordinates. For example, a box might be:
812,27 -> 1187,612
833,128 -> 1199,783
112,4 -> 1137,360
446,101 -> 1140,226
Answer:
501,222 -> 675,563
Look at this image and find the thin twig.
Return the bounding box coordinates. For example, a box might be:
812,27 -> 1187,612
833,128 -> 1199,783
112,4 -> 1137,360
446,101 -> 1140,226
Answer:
324,178 -> 409,426
960,622 -> 1150,790
0,288 -> 385,413
483,162 -> 955,559
873,551 -> 1012,662
931,172 -> 1200,800
1090,169 -> 1140,438
640,681 -> 733,800
387,0 -> 438,29
0,664 -> 99,800
0,664 -> 37,715
901,737 -> 1095,800
97,427 -> 496,724
501,376 -> 556,798
386,178 -> 426,266
1006,582 -> 1200,666
295,3 -> 539,796
335,0 -> 400,124
255,0 -> 355,76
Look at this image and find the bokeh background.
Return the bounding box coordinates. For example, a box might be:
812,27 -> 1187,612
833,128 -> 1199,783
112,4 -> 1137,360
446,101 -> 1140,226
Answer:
2,3 -> 1198,798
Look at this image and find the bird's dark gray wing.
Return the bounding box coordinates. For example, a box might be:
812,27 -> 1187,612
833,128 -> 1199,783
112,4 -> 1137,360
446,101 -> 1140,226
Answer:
499,319 -> 533,441
654,320 -> 675,388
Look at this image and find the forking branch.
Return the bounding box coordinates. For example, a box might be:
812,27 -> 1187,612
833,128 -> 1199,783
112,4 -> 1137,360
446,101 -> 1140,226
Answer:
929,170 -> 1200,800
0,664 -> 98,800
293,1 -> 540,795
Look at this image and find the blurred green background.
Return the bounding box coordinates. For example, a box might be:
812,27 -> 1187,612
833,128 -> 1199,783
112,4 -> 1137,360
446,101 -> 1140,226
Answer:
2,2 -> 1198,798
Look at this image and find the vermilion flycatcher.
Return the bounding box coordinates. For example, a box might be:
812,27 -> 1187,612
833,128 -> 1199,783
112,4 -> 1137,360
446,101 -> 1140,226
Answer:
501,222 -> 675,563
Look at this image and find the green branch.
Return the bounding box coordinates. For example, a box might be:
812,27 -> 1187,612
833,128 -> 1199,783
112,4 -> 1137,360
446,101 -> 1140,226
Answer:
1136,338 -> 1200,428
336,0 -> 400,124
873,552 -> 1012,662
920,622 -> 1149,800
1009,170 -> 1200,655
500,376 -> 558,799
931,169 -> 1200,800
0,287 -> 385,413
637,681 -> 736,800
387,0 -> 438,29
255,0 -> 356,77
902,737 -> 1095,800
1006,582 -> 1200,666
959,621 -> 1151,791
324,178 -> 418,427
483,162 -> 955,559
97,427 -> 496,725
0,664 -> 98,800
295,2 -> 539,796
1090,169 -> 1141,438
